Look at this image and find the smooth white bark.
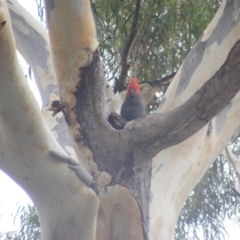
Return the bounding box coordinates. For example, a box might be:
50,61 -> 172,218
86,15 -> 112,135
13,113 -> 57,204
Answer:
0,1 -> 98,239
1,0 -> 240,239
150,1 -> 240,238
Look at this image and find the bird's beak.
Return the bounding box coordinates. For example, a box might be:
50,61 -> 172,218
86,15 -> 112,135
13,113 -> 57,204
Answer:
129,89 -> 135,96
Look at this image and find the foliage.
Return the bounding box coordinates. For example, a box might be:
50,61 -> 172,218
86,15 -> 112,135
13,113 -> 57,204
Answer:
175,156 -> 240,240
92,0 -> 221,85
0,205 -> 40,240
35,0 -> 222,84
34,0 -> 45,25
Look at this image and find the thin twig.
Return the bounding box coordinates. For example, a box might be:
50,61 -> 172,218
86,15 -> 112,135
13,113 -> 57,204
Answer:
140,71 -> 177,88
114,0 -> 141,93
111,71 -> 176,93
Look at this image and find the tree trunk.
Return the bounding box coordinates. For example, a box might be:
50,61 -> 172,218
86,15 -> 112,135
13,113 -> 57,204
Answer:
1,0 -> 240,240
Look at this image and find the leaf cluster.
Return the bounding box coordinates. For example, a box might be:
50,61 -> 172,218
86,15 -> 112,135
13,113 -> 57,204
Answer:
92,0 -> 221,85
0,205 -> 40,240
175,156 -> 240,240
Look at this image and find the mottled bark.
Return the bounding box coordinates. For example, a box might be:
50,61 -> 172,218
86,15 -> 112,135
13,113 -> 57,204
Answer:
1,0 -> 240,240
45,0 -> 240,239
0,2 -> 98,240
7,0 -> 74,157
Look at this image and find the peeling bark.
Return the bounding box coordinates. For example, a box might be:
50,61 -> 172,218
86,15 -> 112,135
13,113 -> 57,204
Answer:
44,0 -> 240,239
1,0 -> 240,239
150,1 -> 240,238
6,0 -> 75,159
0,2 -> 98,240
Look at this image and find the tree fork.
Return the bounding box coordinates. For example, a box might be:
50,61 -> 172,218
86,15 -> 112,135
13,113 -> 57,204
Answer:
43,0 -> 240,239
74,50 -> 151,238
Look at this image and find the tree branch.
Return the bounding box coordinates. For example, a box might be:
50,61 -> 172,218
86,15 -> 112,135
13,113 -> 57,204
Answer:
140,71 -> 176,88
7,0 -> 75,159
46,0 -> 240,187
125,40 -> 240,158
61,38 -> 240,183
139,72 -> 177,106
114,0 -> 141,93
110,72 -> 177,111
44,2 -> 240,236
49,150 -> 99,194
0,3 -> 98,239
7,0 -> 56,99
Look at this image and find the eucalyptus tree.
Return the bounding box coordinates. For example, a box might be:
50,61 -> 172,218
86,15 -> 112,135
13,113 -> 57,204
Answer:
1,0 -> 240,240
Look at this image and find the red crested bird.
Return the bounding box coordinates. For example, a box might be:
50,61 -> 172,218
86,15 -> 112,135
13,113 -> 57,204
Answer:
120,78 -> 145,121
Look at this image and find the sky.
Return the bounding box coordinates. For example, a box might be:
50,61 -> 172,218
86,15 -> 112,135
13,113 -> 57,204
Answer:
0,0 -> 240,239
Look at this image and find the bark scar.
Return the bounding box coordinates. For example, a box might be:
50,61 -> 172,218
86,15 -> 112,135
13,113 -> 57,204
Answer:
0,21 -> 6,30
48,100 -> 67,117
207,120 -> 213,136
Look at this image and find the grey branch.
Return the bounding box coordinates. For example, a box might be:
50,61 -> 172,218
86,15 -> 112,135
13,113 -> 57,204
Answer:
114,0 -> 141,93
48,150 -> 99,194
123,40 -> 240,157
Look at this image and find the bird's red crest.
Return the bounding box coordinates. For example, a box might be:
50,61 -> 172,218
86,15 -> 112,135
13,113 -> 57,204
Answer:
127,78 -> 141,95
